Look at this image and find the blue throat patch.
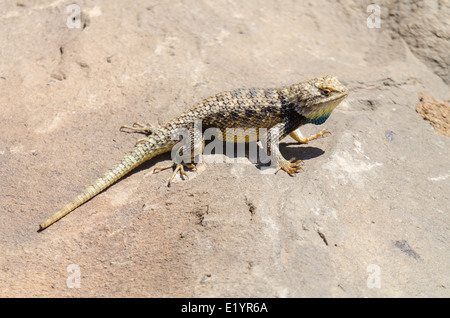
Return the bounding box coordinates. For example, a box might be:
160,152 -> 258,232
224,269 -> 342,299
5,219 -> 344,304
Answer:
308,114 -> 330,125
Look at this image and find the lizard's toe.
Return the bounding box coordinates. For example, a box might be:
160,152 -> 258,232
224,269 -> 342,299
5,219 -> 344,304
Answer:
153,162 -> 196,186
120,122 -> 160,135
276,158 -> 304,176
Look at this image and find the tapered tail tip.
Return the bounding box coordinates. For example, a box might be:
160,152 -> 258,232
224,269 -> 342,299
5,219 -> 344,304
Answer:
38,220 -> 52,232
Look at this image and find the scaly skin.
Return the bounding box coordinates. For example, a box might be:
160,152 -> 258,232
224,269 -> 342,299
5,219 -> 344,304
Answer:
38,75 -> 348,231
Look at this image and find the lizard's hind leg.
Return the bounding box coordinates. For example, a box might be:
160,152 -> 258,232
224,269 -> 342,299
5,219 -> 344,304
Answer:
120,122 -> 162,146
153,162 -> 196,187
152,137 -> 203,187
120,122 -> 161,135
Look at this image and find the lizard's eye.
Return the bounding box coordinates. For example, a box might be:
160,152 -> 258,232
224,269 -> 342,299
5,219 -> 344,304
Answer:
321,89 -> 331,96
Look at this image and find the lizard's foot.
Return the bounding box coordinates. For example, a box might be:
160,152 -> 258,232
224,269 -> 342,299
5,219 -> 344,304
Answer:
153,162 -> 196,186
289,129 -> 330,144
276,158 -> 304,176
120,122 -> 160,135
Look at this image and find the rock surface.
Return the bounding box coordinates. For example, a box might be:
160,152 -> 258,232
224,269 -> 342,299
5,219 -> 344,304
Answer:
0,0 -> 448,297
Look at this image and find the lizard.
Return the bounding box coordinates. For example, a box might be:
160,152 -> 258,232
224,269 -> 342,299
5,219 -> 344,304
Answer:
38,75 -> 348,231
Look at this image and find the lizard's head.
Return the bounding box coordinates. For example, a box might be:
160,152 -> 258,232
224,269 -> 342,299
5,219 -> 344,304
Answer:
284,75 -> 349,125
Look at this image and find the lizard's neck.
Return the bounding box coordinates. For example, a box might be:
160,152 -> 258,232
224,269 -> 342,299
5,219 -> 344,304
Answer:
279,87 -> 343,126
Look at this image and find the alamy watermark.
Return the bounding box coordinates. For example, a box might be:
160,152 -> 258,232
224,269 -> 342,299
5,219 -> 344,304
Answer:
366,264 -> 381,289
66,4 -> 81,29
367,4 -> 381,29
66,264 -> 81,288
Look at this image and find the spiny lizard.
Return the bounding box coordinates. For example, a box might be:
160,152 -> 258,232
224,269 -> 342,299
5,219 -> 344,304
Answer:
38,75 -> 348,230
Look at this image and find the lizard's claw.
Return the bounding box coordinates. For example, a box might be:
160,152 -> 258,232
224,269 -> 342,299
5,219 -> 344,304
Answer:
153,162 -> 196,187
276,158 -> 304,176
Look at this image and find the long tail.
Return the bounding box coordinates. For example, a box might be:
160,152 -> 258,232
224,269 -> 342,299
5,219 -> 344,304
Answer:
38,140 -> 168,231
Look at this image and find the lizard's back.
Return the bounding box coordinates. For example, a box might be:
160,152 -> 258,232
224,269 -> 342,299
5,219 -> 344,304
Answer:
165,87 -> 285,142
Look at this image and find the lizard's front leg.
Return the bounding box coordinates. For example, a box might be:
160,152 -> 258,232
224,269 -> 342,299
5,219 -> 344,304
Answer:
289,128 -> 330,144
261,123 -> 303,176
